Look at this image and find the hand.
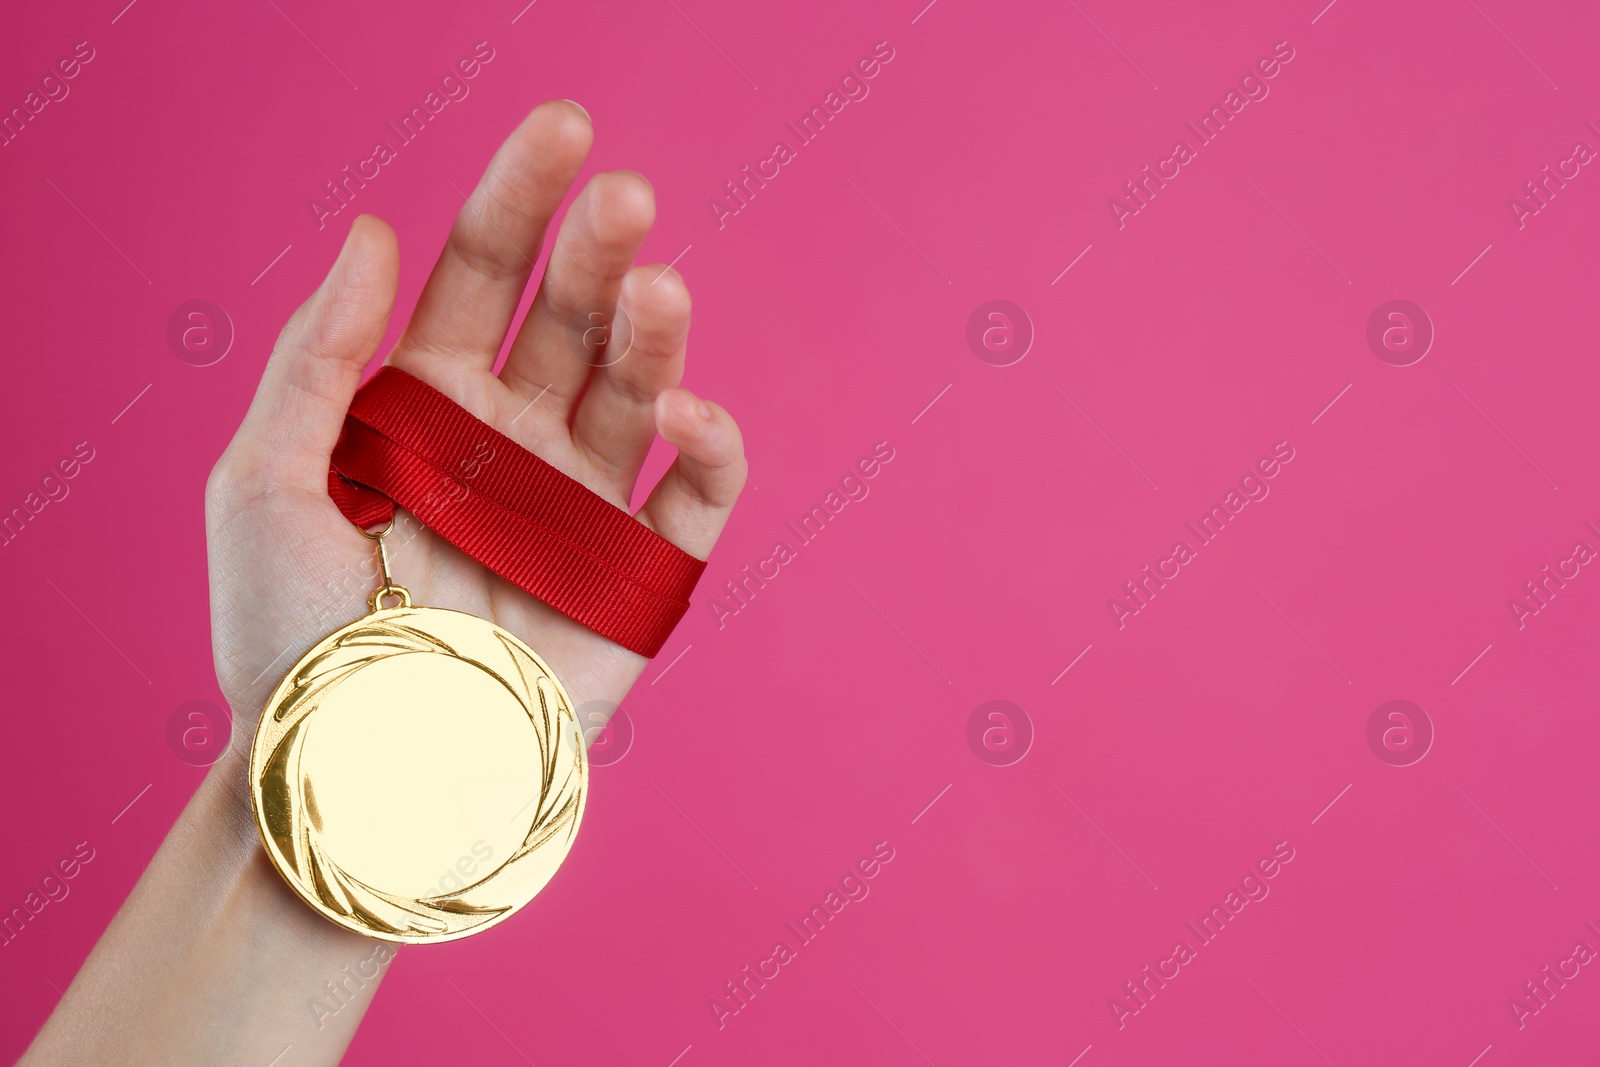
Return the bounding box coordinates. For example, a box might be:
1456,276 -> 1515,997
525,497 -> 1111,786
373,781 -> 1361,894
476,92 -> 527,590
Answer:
205,100 -> 745,780
20,99 -> 746,1067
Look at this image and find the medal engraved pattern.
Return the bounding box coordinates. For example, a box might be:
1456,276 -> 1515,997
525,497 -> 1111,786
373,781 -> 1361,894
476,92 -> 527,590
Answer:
250,605 -> 586,943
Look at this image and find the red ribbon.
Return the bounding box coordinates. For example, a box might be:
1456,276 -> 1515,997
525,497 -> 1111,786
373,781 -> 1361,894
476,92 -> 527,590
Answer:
327,367 -> 703,658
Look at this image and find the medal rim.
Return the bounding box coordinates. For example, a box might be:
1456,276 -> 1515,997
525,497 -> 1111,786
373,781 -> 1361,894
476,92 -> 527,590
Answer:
248,601 -> 588,945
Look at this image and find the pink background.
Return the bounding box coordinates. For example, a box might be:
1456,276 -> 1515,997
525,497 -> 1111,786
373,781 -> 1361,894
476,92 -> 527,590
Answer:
3,0 -> 1599,1063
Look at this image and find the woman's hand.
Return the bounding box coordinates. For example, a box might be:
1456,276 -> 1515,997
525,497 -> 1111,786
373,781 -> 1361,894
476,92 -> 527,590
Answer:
206,100 -> 746,766
22,100 -> 745,1067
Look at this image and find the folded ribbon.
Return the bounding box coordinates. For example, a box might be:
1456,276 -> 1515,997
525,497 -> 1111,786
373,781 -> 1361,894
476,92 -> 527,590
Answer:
327,367 -> 704,658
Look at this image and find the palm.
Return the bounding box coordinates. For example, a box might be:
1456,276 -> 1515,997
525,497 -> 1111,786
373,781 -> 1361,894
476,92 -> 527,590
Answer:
205,101 -> 743,746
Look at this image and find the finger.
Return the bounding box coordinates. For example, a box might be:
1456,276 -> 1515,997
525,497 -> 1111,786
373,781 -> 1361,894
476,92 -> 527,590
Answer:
393,100 -> 592,375
569,265 -> 691,495
215,215 -> 398,496
636,388 -> 746,559
499,170 -> 655,420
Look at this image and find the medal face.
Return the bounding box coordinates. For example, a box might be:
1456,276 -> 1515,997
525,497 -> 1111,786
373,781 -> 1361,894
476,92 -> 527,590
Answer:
249,595 -> 586,944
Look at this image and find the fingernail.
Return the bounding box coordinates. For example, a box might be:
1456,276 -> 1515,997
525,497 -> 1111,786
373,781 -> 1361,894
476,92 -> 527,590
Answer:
695,398 -> 712,420
615,168 -> 654,194
561,99 -> 591,122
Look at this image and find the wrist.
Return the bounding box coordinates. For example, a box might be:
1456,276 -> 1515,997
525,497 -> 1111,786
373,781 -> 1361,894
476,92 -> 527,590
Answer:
200,747 -> 260,850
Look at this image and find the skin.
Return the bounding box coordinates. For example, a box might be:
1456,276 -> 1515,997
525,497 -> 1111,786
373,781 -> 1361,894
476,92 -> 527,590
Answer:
22,100 -> 745,1066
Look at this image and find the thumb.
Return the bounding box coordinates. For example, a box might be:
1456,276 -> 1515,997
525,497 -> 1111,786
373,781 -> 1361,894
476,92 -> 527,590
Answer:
224,214 -> 399,495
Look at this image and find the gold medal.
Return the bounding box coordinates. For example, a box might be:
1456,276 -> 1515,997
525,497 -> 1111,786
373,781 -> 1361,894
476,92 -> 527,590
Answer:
249,524 -> 586,944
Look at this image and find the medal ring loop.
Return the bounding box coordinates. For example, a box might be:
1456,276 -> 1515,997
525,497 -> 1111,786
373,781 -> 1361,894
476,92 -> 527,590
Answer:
358,517 -> 396,541
369,584 -> 412,611
358,516 -> 402,597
